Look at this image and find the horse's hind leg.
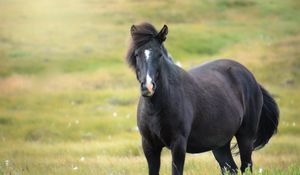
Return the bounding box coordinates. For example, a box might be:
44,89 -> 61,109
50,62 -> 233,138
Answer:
212,142 -> 238,174
236,135 -> 254,173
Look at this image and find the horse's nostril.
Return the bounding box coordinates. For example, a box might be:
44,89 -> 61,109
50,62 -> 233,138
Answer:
152,82 -> 156,90
141,82 -> 146,89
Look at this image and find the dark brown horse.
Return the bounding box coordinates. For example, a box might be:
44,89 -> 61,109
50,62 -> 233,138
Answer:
126,22 -> 279,175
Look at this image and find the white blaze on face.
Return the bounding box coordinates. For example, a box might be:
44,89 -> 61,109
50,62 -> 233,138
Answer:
146,72 -> 154,94
145,49 -> 150,61
144,49 -> 154,93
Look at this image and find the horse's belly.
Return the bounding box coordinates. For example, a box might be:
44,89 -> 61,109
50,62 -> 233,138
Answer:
186,143 -> 214,153
186,136 -> 231,153
186,120 -> 239,153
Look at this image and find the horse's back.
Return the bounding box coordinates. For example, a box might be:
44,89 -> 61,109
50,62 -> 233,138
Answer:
188,59 -> 260,96
189,59 -> 251,77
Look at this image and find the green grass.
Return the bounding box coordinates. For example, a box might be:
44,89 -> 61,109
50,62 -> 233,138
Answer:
0,0 -> 300,174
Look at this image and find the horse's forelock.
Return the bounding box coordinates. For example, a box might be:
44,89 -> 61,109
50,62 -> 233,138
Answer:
126,22 -> 159,69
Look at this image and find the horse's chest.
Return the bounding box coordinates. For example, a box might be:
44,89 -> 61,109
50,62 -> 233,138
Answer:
147,117 -> 173,147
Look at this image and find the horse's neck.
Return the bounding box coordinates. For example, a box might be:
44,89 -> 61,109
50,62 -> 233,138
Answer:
162,46 -> 174,63
149,59 -> 188,107
159,59 -> 179,90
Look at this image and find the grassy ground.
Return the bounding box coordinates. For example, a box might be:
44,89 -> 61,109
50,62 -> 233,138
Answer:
0,0 -> 300,174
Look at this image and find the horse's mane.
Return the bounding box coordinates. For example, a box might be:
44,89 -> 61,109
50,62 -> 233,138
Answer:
126,22 -> 159,69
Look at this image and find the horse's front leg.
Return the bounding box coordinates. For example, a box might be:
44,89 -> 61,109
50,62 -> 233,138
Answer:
171,135 -> 187,175
142,138 -> 163,175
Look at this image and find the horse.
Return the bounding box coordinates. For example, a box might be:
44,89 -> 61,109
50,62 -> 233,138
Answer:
125,22 -> 279,175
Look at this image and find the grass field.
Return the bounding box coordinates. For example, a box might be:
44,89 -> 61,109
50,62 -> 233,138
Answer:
0,0 -> 300,174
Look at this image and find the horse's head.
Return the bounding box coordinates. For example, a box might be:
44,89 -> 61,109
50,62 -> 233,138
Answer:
126,23 -> 169,97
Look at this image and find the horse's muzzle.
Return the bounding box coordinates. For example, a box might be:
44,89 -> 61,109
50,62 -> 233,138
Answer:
141,82 -> 156,97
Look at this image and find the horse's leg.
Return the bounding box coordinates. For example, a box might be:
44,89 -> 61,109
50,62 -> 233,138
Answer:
171,135 -> 187,175
236,136 -> 253,173
212,142 -> 238,175
142,138 -> 163,175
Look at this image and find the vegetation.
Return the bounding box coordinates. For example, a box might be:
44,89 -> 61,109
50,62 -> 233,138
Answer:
0,0 -> 299,174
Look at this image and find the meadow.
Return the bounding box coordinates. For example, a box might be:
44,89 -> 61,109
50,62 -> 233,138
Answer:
0,0 -> 300,174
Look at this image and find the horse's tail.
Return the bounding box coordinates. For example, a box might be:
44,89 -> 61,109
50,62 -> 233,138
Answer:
253,85 -> 279,150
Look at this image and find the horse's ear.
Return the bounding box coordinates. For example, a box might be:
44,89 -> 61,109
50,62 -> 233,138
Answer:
156,24 -> 168,43
130,25 -> 137,36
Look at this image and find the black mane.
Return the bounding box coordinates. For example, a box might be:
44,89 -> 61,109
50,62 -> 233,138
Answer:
126,22 -> 159,69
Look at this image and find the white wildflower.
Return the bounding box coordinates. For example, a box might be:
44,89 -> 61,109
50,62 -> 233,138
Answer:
113,112 -> 118,117
4,160 -> 9,167
258,168 -> 263,173
80,156 -> 85,161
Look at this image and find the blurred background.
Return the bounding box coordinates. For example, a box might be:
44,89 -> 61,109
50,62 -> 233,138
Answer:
0,0 -> 299,174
